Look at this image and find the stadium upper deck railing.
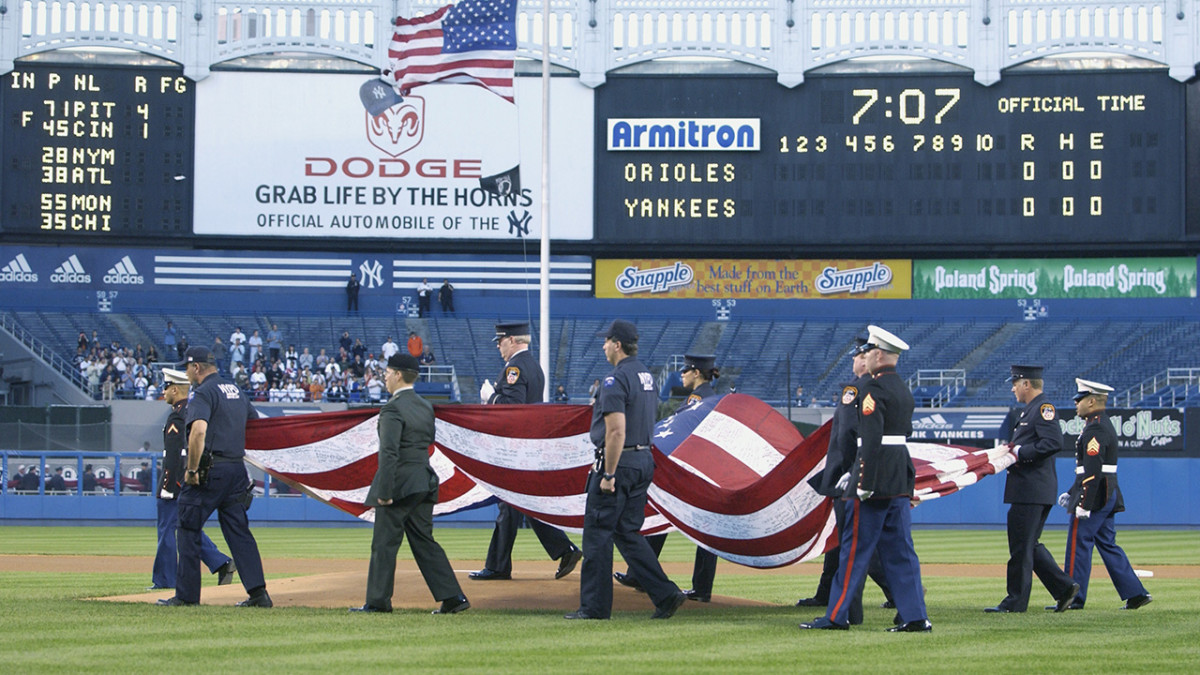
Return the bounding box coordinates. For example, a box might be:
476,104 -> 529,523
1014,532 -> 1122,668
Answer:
1,0 -> 1194,85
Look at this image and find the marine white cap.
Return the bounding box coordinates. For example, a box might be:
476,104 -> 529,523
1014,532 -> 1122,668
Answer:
1073,378 -> 1113,401
162,368 -> 189,386
866,325 -> 909,353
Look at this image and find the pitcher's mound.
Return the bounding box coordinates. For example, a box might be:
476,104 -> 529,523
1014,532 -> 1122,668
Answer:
96,560 -> 774,612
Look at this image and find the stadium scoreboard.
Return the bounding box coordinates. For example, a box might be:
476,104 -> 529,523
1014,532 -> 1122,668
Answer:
1,64 -> 194,239
596,72 -> 1184,247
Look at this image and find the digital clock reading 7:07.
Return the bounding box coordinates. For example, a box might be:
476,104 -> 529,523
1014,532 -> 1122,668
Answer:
594,71 -> 1181,248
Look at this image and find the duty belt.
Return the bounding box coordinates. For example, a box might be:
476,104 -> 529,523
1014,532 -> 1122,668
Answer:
624,445 -> 650,451
1076,464 -> 1117,474
857,435 -> 908,446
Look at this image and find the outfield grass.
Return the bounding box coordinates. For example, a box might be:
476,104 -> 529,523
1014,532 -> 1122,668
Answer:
1,526 -> 1197,673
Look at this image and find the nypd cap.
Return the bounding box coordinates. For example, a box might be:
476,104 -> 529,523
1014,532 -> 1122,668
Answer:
596,319 -> 638,344
181,346 -> 216,365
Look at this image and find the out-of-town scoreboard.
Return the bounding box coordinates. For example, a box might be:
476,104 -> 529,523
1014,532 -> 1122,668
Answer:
0,64 -> 194,238
595,72 -> 1186,247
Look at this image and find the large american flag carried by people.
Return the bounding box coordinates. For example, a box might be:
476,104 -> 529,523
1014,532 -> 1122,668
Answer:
384,0 -> 518,103
244,394 -> 1017,569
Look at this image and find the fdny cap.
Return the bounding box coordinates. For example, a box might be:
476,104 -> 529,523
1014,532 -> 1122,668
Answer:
1073,377 -> 1114,402
1007,365 -> 1044,381
181,346 -> 215,364
851,336 -> 872,357
162,368 -> 189,386
387,353 -> 420,373
681,354 -> 716,372
492,321 -> 531,342
866,325 -> 909,353
597,319 -> 638,344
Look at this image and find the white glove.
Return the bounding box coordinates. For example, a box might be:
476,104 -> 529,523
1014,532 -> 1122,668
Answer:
1010,444 -> 1021,459
1075,506 -> 1091,520
857,488 -> 874,501
479,379 -> 495,402
835,472 -> 850,491
1057,492 -> 1071,509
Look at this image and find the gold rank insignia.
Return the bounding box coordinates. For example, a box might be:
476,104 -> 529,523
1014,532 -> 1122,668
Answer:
862,393 -> 876,415
505,366 -> 520,384
168,423 -> 179,434
841,386 -> 857,406
1040,403 -> 1056,421
1086,437 -> 1100,456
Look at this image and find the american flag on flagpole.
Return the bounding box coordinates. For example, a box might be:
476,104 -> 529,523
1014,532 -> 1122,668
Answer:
384,0 -> 518,103
244,394 -> 1017,569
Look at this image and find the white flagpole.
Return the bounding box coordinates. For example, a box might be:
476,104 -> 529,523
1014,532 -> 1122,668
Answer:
538,0 -> 551,402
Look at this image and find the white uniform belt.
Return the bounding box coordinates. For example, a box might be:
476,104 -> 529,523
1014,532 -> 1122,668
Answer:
1076,465 -> 1117,474
857,435 -> 908,446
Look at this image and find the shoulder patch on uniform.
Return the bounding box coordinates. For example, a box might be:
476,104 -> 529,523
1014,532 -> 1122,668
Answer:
862,393 -> 876,415
1040,403 -> 1056,421
505,366 -> 520,385
1086,437 -> 1100,456
603,376 -> 615,387
686,393 -> 702,405
841,386 -> 858,406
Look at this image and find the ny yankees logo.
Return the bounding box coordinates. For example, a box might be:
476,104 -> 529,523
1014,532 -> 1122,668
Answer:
507,210 -> 532,237
358,260 -> 384,289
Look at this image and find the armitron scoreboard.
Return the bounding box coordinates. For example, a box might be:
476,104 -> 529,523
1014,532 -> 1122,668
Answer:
1,64 -> 195,238
595,72 -> 1185,248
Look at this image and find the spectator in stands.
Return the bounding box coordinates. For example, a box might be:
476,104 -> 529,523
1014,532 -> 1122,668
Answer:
82,464 -> 97,493
229,337 -> 246,374
285,378 -> 305,402
211,336 -> 228,369
365,352 -> 382,375
248,330 -> 263,364
326,375 -> 347,402
47,467 -> 67,493
324,358 -> 341,382
588,378 -> 600,404
381,336 -> 399,361
147,345 -> 160,364
175,335 -> 189,361
133,356 -> 149,381
346,272 -> 361,312
299,347 -> 314,371
352,338 -> 367,362
366,370 -> 384,402
78,331 -> 90,351
407,331 -> 423,358
315,348 -> 329,371
350,355 -> 367,379
554,384 -> 569,402
86,359 -> 102,398
420,349 -> 436,367
339,331 -> 353,354
20,464 -> 41,491
163,321 -> 177,356
101,364 -> 118,400
284,345 -> 299,370
266,324 -> 283,363
795,385 -> 809,407
417,278 -> 433,317
136,461 -> 153,492
234,364 -> 251,391
439,279 -> 455,315
230,325 -> 246,348
310,370 -> 326,402
133,343 -> 146,362
119,369 -> 135,398
250,364 -> 267,390
13,465 -> 28,490
135,370 -> 150,399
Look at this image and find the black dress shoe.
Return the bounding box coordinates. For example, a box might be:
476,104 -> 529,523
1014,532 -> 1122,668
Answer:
1121,594 -> 1153,610
156,596 -> 196,606
651,592 -> 686,619
555,549 -> 583,580
613,571 -> 644,591
432,595 -> 470,614
1045,600 -> 1084,611
984,606 -> 1016,613
1054,583 -> 1081,613
564,609 -> 605,620
349,604 -> 392,613
682,589 -> 711,603
468,569 -> 511,581
799,617 -> 848,630
146,585 -> 171,591
795,597 -> 827,607
887,619 -> 933,633
216,560 -> 237,586
880,599 -> 896,609
236,591 -> 273,608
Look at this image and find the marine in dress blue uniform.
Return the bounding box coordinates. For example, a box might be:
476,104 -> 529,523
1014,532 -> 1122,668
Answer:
797,339 -> 894,622
158,346 -> 270,608
470,322 -> 583,581
801,325 -> 930,632
149,367 -> 234,590
1061,379 -> 1151,610
985,365 -> 1079,613
566,320 -> 685,620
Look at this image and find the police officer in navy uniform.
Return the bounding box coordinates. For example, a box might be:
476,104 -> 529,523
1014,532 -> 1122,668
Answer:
158,346 -> 271,608
801,325 -> 930,632
1059,378 -> 1151,610
149,367 -> 235,591
797,338 -> 894,622
470,322 -> 583,581
614,353 -> 720,598
566,319 -> 686,620
985,365 -> 1079,614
